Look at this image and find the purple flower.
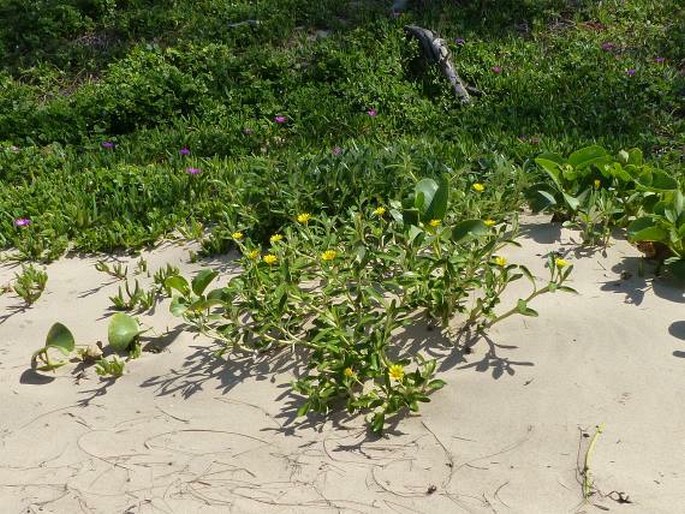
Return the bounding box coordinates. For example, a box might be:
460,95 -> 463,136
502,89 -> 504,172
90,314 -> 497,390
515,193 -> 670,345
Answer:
491,66 -> 502,74
626,68 -> 636,77
601,42 -> 615,51
186,167 -> 202,176
367,108 -> 377,117
274,115 -> 287,124
101,141 -> 115,149
455,37 -> 465,46
13,217 -> 31,227
655,56 -> 665,64
332,146 -> 342,156
179,147 -> 190,156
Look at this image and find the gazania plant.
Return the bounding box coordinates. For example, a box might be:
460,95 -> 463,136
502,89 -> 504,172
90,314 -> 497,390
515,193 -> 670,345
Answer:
166,177 -> 575,433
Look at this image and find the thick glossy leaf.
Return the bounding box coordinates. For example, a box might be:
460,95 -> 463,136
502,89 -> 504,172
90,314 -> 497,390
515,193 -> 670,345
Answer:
452,220 -> 489,242
45,323 -> 75,355
165,275 -> 190,296
170,297 -> 189,317
414,177 -> 449,222
192,270 -> 219,296
636,170 -> 678,191
108,313 -> 142,352
525,187 -> 557,212
562,192 -> 581,212
535,157 -> 563,190
603,163 -> 632,182
567,145 -> 609,169
627,217 -> 668,242
627,148 -> 643,166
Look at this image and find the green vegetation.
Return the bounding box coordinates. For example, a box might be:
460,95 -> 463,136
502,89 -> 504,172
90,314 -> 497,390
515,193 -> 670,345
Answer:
1,0 -> 682,259
8,0 -> 685,432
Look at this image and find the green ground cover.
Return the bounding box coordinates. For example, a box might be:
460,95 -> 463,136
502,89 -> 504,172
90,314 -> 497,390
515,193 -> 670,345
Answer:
1,0 -> 683,259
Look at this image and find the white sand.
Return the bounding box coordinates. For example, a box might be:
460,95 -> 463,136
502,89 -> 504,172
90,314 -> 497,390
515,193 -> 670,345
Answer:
1,217 -> 684,513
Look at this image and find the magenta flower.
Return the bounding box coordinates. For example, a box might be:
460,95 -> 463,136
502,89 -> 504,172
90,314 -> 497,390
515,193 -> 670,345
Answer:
101,141 -> 115,149
491,66 -> 502,74
274,115 -> 287,124
367,108 -> 377,117
186,167 -> 201,175
13,217 -> 31,227
455,37 -> 465,46
626,68 -> 636,77
332,146 -> 342,156
179,147 -> 190,156
601,42 -> 615,52
655,57 -> 665,64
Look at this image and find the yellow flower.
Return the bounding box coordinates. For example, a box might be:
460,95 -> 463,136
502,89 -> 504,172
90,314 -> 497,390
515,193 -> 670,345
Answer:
373,206 -> 386,216
472,183 -> 485,193
232,231 -> 244,241
555,257 -> 569,268
263,254 -> 278,265
321,249 -> 337,261
388,364 -> 405,381
494,256 -> 507,267
296,212 -> 311,224
484,219 -> 496,227
343,367 -> 356,378
428,219 -> 441,228
593,179 -> 601,189
247,249 -> 260,260
269,234 -> 283,244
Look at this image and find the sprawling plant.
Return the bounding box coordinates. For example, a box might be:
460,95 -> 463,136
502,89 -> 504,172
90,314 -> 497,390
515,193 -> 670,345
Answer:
167,177 -> 574,432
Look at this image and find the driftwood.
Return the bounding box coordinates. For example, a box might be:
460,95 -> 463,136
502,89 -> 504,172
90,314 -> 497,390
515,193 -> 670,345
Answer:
403,25 -> 472,104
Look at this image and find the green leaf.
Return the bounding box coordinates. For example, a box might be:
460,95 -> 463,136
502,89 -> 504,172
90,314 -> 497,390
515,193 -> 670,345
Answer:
427,379 -> 446,391
296,401 -> 311,417
535,157 -> 564,190
561,192 -> 580,212
170,296 -> 189,317
192,269 -> 219,296
567,145 -> 609,169
108,313 -> 142,352
636,170 -> 678,192
45,322 -> 75,355
515,299 -> 538,317
371,413 -> 385,434
452,220 -> 488,242
627,217 -> 668,242
414,176 -> 449,222
165,275 -> 190,296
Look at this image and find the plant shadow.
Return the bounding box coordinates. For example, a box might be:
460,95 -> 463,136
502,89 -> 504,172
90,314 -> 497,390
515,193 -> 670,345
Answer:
600,257 -> 685,306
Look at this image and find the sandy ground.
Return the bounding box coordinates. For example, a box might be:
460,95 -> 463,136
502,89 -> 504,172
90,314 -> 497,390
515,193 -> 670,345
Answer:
1,217 -> 684,513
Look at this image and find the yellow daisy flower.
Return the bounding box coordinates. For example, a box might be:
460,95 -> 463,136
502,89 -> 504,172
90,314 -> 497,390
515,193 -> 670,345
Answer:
343,367 -> 356,378
296,212 -> 311,224
494,256 -> 507,267
472,183 -> 485,193
321,249 -> 337,261
373,206 -> 386,216
247,249 -> 260,259
263,254 -> 278,265
232,231 -> 244,241
484,219 -> 496,227
555,257 -> 569,268
428,219 -> 441,228
388,364 -> 405,381
269,234 -> 283,244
